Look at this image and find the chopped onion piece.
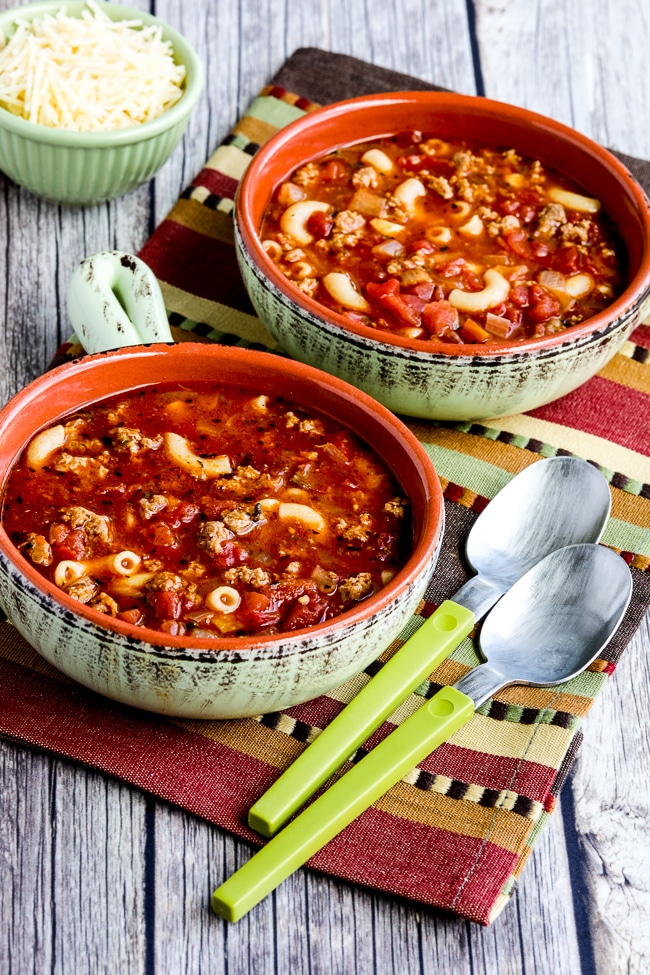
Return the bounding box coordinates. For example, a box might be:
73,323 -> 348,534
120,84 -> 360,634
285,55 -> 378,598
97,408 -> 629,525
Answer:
538,269 -> 567,293
349,188 -> 387,217
485,312 -> 514,339
565,273 -> 594,298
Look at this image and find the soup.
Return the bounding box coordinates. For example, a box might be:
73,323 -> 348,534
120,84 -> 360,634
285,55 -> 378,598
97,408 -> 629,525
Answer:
259,132 -> 625,344
1,382 -> 411,639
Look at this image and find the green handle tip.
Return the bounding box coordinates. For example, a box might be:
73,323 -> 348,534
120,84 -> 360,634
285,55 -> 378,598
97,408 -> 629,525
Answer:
212,888 -> 238,923
248,808 -> 274,838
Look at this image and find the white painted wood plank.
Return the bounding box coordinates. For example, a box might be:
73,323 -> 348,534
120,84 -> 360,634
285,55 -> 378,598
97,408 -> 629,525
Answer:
570,614 -> 650,975
475,0 -> 650,158
0,742 -> 149,975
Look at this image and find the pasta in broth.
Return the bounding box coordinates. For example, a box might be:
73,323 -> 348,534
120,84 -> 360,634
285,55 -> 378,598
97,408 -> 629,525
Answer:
1,383 -> 412,639
260,132 -> 626,344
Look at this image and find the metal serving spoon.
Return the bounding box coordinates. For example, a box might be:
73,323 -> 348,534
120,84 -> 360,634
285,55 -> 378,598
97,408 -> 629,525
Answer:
248,455 -> 611,838
213,542 -> 632,922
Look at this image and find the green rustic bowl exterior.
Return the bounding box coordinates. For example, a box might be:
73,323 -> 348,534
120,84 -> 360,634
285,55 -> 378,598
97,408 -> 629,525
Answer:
0,2 -> 202,205
236,223 -> 650,421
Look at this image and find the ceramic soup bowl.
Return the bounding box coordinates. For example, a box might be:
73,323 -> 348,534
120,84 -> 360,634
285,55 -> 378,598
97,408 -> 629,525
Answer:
0,261 -> 444,719
235,91 -> 650,421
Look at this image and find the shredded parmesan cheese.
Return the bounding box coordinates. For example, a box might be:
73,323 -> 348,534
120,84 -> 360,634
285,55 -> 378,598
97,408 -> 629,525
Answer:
0,1 -> 186,132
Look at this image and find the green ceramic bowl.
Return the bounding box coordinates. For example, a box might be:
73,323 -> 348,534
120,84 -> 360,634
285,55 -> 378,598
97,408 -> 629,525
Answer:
235,91 -> 650,421
0,1 -> 202,205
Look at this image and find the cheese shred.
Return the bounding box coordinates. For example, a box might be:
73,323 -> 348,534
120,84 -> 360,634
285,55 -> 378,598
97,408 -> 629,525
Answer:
0,1 -> 186,131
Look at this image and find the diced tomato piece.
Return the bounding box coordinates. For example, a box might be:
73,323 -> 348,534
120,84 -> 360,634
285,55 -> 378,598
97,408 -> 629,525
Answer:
242,591 -> 270,613
437,258 -> 466,277
379,293 -> 423,328
504,303 -> 523,325
320,159 -> 347,182
176,502 -> 200,524
152,523 -> 178,549
306,209 -> 334,239
421,300 -> 460,336
282,593 -> 328,631
49,523 -> 69,546
52,545 -> 79,563
366,278 -> 400,300
555,245 -> 581,274
167,502 -> 200,529
520,204 -> 537,224
149,591 -> 182,620
118,608 -> 144,626
527,284 -> 561,323
509,284 -> 530,307
398,154 -> 453,176
212,541 -> 248,568
530,240 -> 551,260
240,591 -> 281,631
366,278 -> 426,327
52,528 -> 86,560
503,229 -> 531,258
461,269 -> 484,291
405,239 -> 435,255
409,280 -> 435,300
503,229 -> 552,264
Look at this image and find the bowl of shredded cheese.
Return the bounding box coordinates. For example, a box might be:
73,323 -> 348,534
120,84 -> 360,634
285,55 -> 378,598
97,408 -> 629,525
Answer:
0,0 -> 202,205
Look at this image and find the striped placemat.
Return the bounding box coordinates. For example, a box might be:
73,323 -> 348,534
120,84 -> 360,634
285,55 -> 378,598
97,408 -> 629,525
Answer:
2,49 -> 650,925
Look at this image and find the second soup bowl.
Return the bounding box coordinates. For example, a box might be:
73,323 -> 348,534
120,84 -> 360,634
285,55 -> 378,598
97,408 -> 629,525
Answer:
235,91 -> 650,421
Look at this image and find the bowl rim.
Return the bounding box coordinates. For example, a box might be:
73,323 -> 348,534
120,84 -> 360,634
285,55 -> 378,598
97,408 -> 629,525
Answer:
0,342 -> 444,661
236,89 -> 650,359
0,0 -> 203,145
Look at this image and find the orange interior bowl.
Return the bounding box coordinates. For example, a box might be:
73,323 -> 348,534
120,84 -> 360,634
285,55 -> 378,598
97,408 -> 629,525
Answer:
235,91 -> 650,420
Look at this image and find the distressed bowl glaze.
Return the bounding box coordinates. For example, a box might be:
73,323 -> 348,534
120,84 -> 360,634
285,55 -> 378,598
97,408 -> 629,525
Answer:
0,2 -> 202,206
235,91 -> 650,421
0,344 -> 444,719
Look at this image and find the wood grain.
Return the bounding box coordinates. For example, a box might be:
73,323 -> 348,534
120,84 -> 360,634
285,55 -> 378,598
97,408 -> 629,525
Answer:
1,0 -> 649,972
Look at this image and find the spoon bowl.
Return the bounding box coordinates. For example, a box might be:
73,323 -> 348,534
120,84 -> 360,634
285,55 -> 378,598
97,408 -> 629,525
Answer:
457,543 -> 633,706
464,457 -> 612,593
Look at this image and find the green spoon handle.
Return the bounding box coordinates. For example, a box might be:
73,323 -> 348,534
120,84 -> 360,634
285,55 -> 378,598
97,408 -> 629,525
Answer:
213,685 -> 475,922
247,600 -> 475,838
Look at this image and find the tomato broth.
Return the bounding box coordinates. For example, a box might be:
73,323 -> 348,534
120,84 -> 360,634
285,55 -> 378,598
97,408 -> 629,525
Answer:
259,132 -> 626,344
1,383 -> 412,639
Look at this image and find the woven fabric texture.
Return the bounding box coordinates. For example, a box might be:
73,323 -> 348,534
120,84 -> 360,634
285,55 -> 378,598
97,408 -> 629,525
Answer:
2,50 -> 650,925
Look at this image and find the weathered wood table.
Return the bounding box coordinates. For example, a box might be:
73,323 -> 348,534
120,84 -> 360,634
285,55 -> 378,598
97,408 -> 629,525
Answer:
1,1 -> 649,972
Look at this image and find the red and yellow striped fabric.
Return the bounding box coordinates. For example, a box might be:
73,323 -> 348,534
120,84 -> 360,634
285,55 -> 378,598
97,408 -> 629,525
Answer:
2,57 -> 650,925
